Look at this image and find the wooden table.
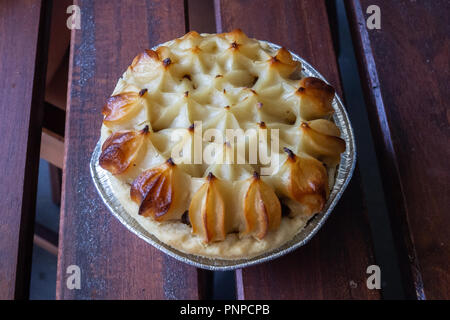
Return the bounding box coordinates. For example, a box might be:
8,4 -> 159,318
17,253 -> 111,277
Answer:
0,0 -> 448,300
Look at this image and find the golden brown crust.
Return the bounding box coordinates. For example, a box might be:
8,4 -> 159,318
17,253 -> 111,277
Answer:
130,159 -> 179,221
99,126 -> 149,174
129,47 -> 174,76
300,120 -> 346,166
282,148 -> 329,216
189,173 -> 226,243
268,48 -> 300,77
130,49 -> 159,70
180,30 -> 201,40
296,77 -> 335,119
102,92 -> 141,125
220,28 -> 249,44
243,173 -> 281,239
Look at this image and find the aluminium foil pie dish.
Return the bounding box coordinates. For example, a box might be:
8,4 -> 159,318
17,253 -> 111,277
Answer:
90,30 -> 356,270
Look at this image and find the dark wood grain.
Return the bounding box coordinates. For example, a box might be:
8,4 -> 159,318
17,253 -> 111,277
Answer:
45,0 -> 71,88
346,0 -> 450,299
216,0 -> 380,299
187,0 -> 217,33
56,0 -> 204,299
0,0 -> 50,299
49,163 -> 62,205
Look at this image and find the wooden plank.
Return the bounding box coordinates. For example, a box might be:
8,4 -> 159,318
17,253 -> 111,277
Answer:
48,163 -> 62,206
0,0 -> 50,299
45,0 -> 71,111
43,102 -> 66,137
56,0 -> 205,299
45,48 -> 69,111
34,222 -> 59,256
41,101 -> 66,170
34,235 -> 58,256
41,129 -> 64,169
346,0 -> 449,299
45,0 -> 71,87
216,0 -> 380,299
44,1 -> 71,113
187,0 -> 217,33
